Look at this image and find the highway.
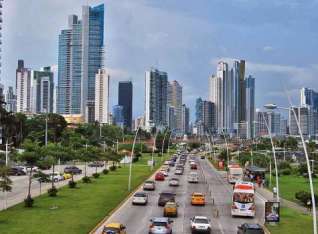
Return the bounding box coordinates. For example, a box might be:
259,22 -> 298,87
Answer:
0,164 -> 105,211
94,154 -> 267,234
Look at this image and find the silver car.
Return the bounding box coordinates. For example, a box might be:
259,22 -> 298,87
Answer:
149,217 -> 173,234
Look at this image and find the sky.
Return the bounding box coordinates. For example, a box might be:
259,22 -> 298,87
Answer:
3,0 -> 318,120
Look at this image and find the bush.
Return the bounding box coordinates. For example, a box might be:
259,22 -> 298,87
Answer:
295,190 -> 318,206
24,195 -> 34,207
102,169 -> 109,175
280,168 -> 291,175
82,176 -> 91,183
68,180 -> 77,188
109,165 -> 117,171
271,171 -> 280,177
92,173 -> 100,178
132,157 -> 139,163
48,186 -> 58,197
278,161 -> 291,170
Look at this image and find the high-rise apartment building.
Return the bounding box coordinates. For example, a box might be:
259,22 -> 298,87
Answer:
31,67 -> 54,113
5,86 -> 17,113
289,107 -> 315,137
167,106 -> 177,130
167,80 -> 182,131
245,75 -> 255,138
57,4 -> 104,123
118,81 -> 133,130
202,100 -> 215,133
181,104 -> 190,134
144,68 -> 168,130
301,88 -> 318,110
113,105 -> 124,128
95,69 -> 109,124
16,60 -> 32,113
195,98 -> 203,123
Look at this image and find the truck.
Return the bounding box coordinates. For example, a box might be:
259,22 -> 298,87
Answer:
227,164 -> 243,184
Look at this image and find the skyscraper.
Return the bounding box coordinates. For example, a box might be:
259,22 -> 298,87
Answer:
245,75 -> 255,138
31,67 -> 54,113
289,107 -> 315,136
57,4 -> 104,123
5,87 -> 17,113
95,69 -> 110,124
118,81 -> 133,130
202,100 -> 215,133
167,106 -> 177,130
195,98 -> 203,123
113,105 -> 124,128
16,60 -> 32,113
145,68 -> 168,130
300,87 -> 318,110
181,104 -> 190,134
167,80 -> 183,131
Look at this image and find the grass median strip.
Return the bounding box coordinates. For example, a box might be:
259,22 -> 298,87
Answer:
0,154 -> 169,234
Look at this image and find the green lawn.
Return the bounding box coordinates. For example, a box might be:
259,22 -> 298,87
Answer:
0,154 -> 168,234
266,174 -> 318,203
266,207 -> 314,234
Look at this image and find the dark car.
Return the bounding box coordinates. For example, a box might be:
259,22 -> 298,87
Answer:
9,167 -> 26,176
237,223 -> 265,234
88,161 -> 104,167
158,192 -> 176,206
64,166 -> 82,174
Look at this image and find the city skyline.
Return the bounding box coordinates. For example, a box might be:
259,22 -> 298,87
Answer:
2,0 -> 318,120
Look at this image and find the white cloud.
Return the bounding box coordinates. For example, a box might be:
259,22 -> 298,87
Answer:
263,46 -> 274,52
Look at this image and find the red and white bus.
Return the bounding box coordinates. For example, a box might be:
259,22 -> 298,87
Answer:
227,164 -> 243,184
231,181 -> 255,217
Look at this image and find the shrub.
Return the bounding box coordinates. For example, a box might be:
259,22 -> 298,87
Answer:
271,171 -> 280,177
295,190 -> 318,206
132,157 -> 139,163
109,165 -> 117,171
82,176 -> 91,183
280,168 -> 291,175
278,161 -> 291,170
102,169 -> 109,175
92,173 -> 100,178
48,186 -> 58,197
68,180 -> 77,188
24,195 -> 34,207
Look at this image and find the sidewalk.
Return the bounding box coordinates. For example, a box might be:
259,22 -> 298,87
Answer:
256,186 -> 311,215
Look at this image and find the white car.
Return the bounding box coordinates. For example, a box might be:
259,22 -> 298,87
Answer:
160,170 -> 169,177
188,172 -> 199,183
132,192 -> 148,205
190,216 -> 211,234
164,160 -> 171,166
21,166 -> 39,174
169,178 -> 179,187
49,173 -> 64,182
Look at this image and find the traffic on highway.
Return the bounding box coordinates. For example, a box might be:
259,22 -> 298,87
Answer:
95,149 -> 267,234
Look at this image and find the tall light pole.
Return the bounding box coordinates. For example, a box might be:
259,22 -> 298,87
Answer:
167,129 -> 175,155
44,108 -> 48,147
151,129 -> 159,171
265,103 -> 317,233
128,124 -> 141,192
222,131 -> 230,166
261,110 -> 280,202
161,129 -> 170,159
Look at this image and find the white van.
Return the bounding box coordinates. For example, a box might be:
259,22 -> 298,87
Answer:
188,172 -> 199,183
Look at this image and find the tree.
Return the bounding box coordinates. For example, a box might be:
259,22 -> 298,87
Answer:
0,166 -> 12,209
286,137 -> 298,150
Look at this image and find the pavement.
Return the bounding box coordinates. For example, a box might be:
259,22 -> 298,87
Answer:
0,164 -> 105,211
93,155 -> 267,234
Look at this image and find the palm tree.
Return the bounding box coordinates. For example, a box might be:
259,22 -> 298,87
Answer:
0,165 -> 12,210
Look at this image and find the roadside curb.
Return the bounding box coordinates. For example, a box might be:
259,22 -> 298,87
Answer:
262,224 -> 271,234
89,159 -> 166,234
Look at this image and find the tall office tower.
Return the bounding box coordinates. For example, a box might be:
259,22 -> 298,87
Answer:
95,69 -> 110,124
300,87 -> 318,110
57,4 -> 104,123
181,104 -> 190,134
268,111 -> 281,136
112,105 -> 124,128
5,86 -> 17,113
195,97 -> 203,123
16,60 -> 32,113
118,81 -> 133,130
31,67 -> 54,113
255,110 -> 268,137
280,118 -> 288,136
144,68 -> 168,130
202,100 -> 215,133
167,80 -> 183,131
245,75 -> 255,138
289,107 -> 315,137
167,106 -> 177,130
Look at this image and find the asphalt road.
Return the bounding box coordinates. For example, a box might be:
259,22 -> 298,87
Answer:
0,164 -> 105,211
94,155 -> 267,234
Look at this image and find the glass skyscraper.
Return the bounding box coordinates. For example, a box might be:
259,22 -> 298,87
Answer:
57,4 -> 104,122
118,81 -> 133,130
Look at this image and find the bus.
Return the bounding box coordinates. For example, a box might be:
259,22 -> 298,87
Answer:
231,181 -> 255,217
227,164 -> 243,184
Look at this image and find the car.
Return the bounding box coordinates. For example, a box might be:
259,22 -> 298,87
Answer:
9,167 -> 26,176
169,161 -> 175,167
190,216 -> 211,234
22,166 -> 39,173
88,161 -> 104,167
160,170 -> 169,177
188,172 -> 199,183
143,180 -> 156,191
155,172 -> 165,181
149,217 -> 173,234
63,173 -> 72,180
200,155 -> 205,159
175,168 -> 183,175
102,223 -> 127,234
164,160 -> 170,166
191,193 -> 205,206
49,173 -> 64,182
161,166 -> 170,172
132,192 -> 148,205
163,201 -> 178,217
190,163 -> 198,170
158,192 -> 176,206
169,178 -> 179,187
237,223 -> 265,234
64,166 -> 82,174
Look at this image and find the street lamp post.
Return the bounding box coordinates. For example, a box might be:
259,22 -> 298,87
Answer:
261,111 -> 280,202
128,124 -> 141,192
151,129 -> 159,171
44,108 -> 48,147
222,131 -> 230,167
5,140 -> 13,166
265,103 -> 317,233
161,129 -> 170,159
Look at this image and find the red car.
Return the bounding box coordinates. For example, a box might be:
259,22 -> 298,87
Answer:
155,172 -> 165,181
190,163 -> 198,170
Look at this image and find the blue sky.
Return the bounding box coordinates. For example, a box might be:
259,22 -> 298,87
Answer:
3,0 -> 318,120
